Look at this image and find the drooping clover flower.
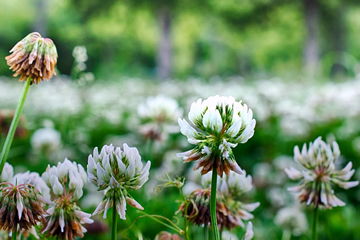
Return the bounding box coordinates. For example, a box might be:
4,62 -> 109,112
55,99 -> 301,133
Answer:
41,159 -> 93,240
177,95 -> 256,177
9,170 -> 53,239
0,182 -> 48,234
285,137 -> 359,208
178,171 -> 258,230
138,95 -> 182,141
87,144 -> 151,219
5,32 -> 58,84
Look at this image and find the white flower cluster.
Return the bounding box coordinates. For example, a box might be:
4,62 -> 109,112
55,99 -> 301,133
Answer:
137,95 -> 182,141
31,127 -> 61,152
275,206 -> 308,236
285,137 -> 359,208
178,95 -> 256,177
87,144 -> 151,219
42,158 -> 87,201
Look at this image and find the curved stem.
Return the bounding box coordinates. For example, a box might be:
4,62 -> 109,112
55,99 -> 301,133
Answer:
0,78 -> 31,173
112,194 -> 118,240
210,170 -> 220,240
312,206 -> 318,240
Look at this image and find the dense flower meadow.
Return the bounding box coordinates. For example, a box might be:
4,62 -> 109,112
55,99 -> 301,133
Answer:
1,34 -> 360,240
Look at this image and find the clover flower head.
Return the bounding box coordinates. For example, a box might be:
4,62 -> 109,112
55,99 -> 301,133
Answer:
285,137 -> 359,208
177,95 -> 256,177
5,32 -> 58,84
0,182 -> 48,234
138,95 -> 182,141
31,127 -> 61,153
87,144 -> 151,219
41,198 -> 93,240
41,159 -> 92,240
274,206 -> 308,236
42,158 -> 87,201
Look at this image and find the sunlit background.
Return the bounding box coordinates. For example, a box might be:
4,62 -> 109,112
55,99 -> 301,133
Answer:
1,0 -> 360,239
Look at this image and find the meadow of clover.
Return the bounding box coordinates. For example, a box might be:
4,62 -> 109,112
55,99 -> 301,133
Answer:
1,1 -> 360,240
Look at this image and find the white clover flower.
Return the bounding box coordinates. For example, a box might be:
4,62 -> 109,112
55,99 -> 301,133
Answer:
285,137 -> 359,208
31,127 -> 61,152
87,144 -> 151,219
0,162 -> 14,182
42,158 -> 87,201
138,95 -> 182,141
41,159 -> 92,240
275,206 -> 308,236
177,95 -> 256,177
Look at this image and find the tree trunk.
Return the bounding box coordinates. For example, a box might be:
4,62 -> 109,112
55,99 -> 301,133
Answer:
303,0 -> 319,76
33,0 -> 47,36
156,8 -> 172,80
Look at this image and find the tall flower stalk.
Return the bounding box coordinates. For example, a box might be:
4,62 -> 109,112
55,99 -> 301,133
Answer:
177,95 -> 256,239
0,32 -> 57,173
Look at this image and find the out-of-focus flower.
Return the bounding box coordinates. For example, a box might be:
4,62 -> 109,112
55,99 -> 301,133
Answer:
222,230 -> 239,240
0,111 -> 28,138
155,231 -> 183,240
5,32 -> 57,84
177,95 -> 256,177
41,159 -> 93,240
179,172 -> 258,230
285,137 -> 359,208
0,163 -> 14,182
87,144 -> 150,219
31,127 -> 61,153
138,95 -> 182,141
274,206 -> 308,236
0,182 -> 48,234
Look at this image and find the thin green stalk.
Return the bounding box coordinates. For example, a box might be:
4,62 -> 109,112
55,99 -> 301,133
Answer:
210,170 -> 220,240
12,225 -> 17,240
0,78 -> 31,173
112,194 -> 118,240
281,229 -> 291,240
312,206 -> 318,240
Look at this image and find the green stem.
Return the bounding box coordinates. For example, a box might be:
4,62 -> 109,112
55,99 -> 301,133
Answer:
210,170 -> 220,240
204,225 -> 209,240
312,206 -> 318,240
112,194 -> 118,240
282,229 -> 291,240
12,225 -> 17,240
0,78 -> 31,173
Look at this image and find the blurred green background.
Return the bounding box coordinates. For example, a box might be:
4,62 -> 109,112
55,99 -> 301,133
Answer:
1,0 -> 360,240
1,0 -> 360,79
